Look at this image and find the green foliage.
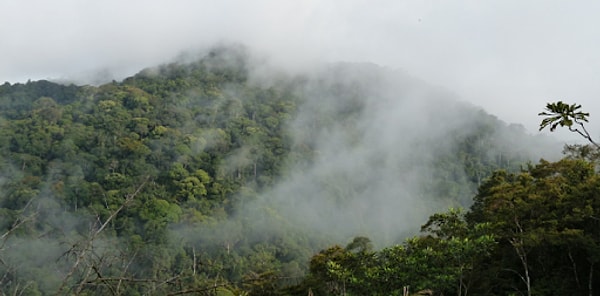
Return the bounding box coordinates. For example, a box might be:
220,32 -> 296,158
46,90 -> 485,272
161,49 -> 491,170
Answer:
300,157 -> 600,295
539,101 -> 589,132
0,47 -> 557,295
467,158 -> 600,295
299,212 -> 496,296
539,101 -> 599,149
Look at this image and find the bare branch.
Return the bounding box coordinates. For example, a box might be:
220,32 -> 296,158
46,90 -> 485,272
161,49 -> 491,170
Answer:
55,178 -> 148,295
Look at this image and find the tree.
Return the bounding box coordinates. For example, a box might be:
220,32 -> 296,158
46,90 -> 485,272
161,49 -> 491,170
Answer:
468,158 -> 600,295
421,209 -> 496,296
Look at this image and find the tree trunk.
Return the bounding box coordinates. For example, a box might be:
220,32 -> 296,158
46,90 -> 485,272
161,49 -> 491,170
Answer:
511,218 -> 531,296
589,262 -> 594,296
568,249 -> 580,289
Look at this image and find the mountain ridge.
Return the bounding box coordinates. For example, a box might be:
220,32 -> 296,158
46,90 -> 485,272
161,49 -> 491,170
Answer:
0,47 -> 560,295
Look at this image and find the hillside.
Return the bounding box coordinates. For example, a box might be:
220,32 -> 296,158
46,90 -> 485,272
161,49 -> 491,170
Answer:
0,47 -> 560,295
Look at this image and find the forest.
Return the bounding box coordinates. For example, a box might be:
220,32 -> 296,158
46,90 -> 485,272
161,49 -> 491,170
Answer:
0,46 -> 597,295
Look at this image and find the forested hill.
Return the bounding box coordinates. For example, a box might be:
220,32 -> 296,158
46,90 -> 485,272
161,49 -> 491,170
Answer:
0,47 -> 559,295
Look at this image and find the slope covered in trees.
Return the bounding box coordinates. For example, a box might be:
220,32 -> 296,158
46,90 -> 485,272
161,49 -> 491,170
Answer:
0,46 -> 561,295
300,158 -> 600,295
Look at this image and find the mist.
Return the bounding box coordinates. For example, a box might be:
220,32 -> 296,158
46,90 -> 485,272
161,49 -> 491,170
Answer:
198,59 -> 560,248
0,1 -> 596,292
2,1 -> 600,135
147,49 -> 563,254
0,45 -> 568,295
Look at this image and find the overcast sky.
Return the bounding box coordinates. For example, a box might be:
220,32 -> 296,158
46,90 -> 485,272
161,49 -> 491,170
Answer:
2,0 -> 599,136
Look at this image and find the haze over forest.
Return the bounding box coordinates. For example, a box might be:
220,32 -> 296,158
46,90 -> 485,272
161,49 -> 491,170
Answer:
2,1 -> 600,136
1,1 -> 600,295
0,44 -> 567,295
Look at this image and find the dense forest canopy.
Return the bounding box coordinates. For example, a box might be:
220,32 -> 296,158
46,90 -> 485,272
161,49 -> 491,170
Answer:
0,46 -> 577,295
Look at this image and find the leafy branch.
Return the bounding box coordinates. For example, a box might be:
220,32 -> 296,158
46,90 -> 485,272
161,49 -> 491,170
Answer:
539,101 -> 598,148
